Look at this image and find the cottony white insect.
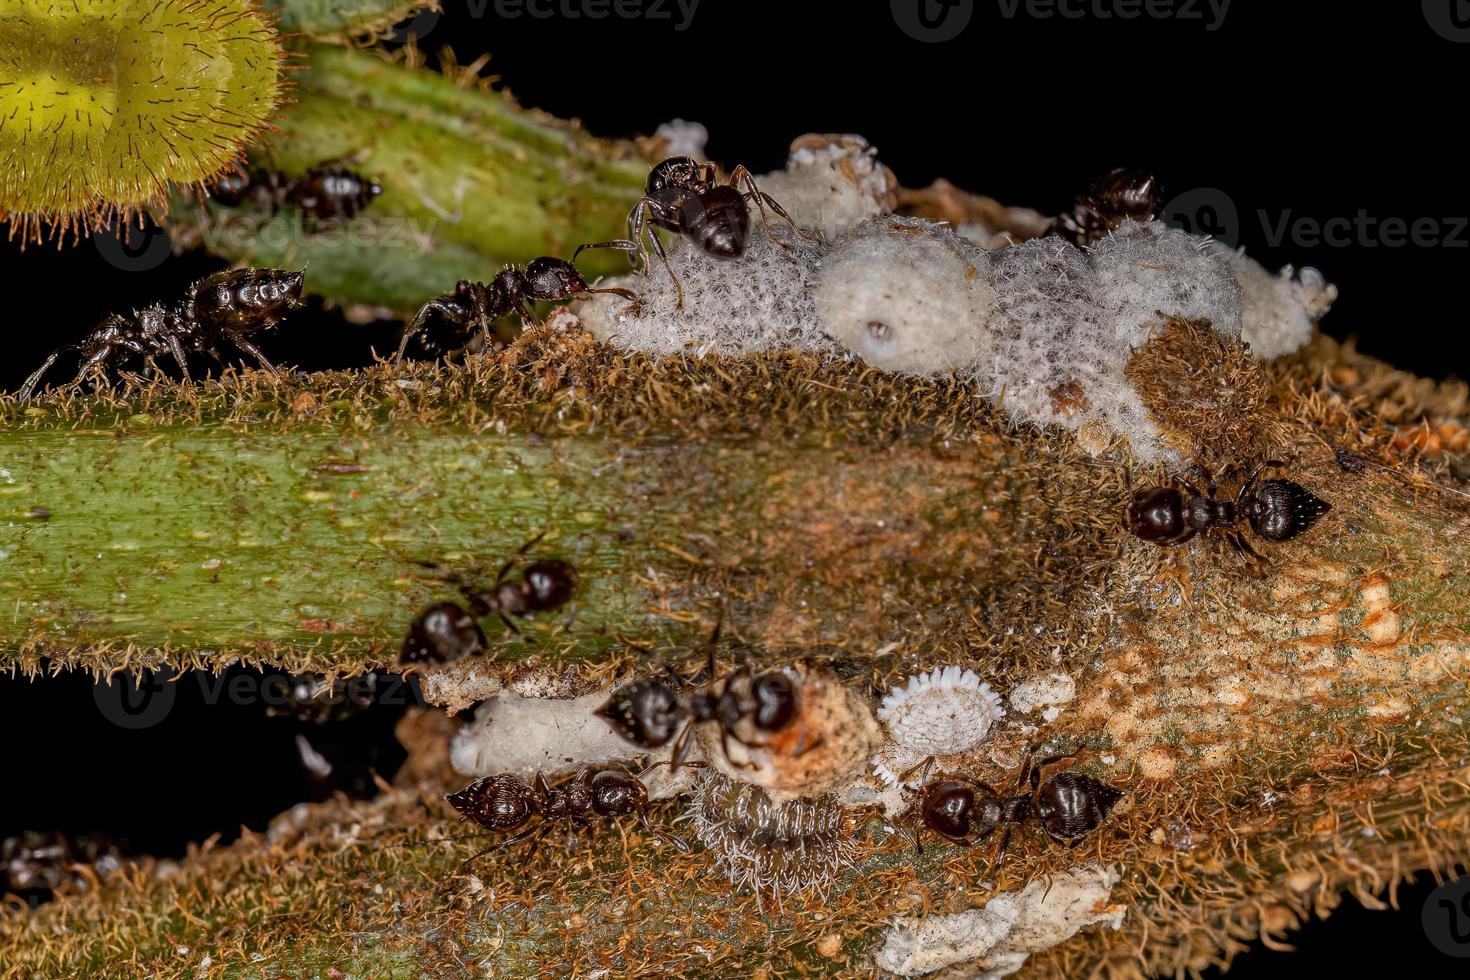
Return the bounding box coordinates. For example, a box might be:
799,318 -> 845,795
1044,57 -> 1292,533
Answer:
877,665 -> 1006,758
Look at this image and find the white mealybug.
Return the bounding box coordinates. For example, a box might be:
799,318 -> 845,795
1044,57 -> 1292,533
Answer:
873,666 -> 1005,788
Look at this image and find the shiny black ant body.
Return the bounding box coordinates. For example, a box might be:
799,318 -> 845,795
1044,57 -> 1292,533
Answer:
400,538 -> 576,664
396,256 -> 637,360
1125,460 -> 1331,561
596,619 -> 801,771
212,164 -> 383,229
442,761 -> 697,867
1054,168 -> 1160,248
574,156 -> 807,308
18,268 -> 304,400
905,754 -> 1123,862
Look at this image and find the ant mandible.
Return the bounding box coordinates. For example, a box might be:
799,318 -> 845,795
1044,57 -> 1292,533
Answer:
595,616 -> 803,772
396,256 -> 639,360
903,753 -> 1123,864
399,535 -> 576,664
574,156 -> 809,308
1125,459 -> 1331,562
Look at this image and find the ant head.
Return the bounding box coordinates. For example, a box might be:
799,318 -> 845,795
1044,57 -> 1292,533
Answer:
589,771 -> 648,817
192,268 -> 305,332
647,156 -> 705,195
1089,168 -> 1159,220
751,672 -> 798,732
520,257 -> 589,303
521,560 -> 576,611
595,679 -> 687,748
400,601 -> 485,664
1124,486 -> 1188,544
920,780 -> 975,840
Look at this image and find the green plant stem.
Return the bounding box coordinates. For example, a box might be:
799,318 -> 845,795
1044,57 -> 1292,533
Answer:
169,45 -> 648,311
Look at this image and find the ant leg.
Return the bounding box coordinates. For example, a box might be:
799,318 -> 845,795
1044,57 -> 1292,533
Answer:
498,613 -> 523,637
637,757 -> 708,781
897,756 -> 937,787
720,727 -> 759,771
451,823 -> 546,876
165,335 -> 193,384
17,349 -> 71,400
640,812 -> 692,853
668,721 -> 696,774
729,165 -> 812,244
395,300 -> 450,360
1230,531 -> 1268,566
642,223 -> 684,308
993,826 -> 1014,868
227,334 -> 278,374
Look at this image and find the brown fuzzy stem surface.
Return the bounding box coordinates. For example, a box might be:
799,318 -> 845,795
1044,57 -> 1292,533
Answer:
1,325 -> 1468,978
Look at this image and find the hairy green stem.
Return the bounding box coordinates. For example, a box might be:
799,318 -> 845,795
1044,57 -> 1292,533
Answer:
169,45 -> 648,311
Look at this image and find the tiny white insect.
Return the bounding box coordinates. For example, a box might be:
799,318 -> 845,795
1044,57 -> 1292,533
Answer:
877,665 -> 1005,757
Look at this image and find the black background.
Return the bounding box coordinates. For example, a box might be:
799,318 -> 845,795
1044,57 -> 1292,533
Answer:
2,1 -> 1468,974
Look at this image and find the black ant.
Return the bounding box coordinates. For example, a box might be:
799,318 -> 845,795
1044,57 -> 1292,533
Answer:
440,761 -> 699,868
399,537 -> 576,664
1125,459 -> 1331,562
904,754 -> 1123,863
1054,168 -> 1160,248
212,164 -> 383,229
18,268 -> 304,400
595,618 -> 802,771
396,256 -> 638,360
574,156 -> 808,308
